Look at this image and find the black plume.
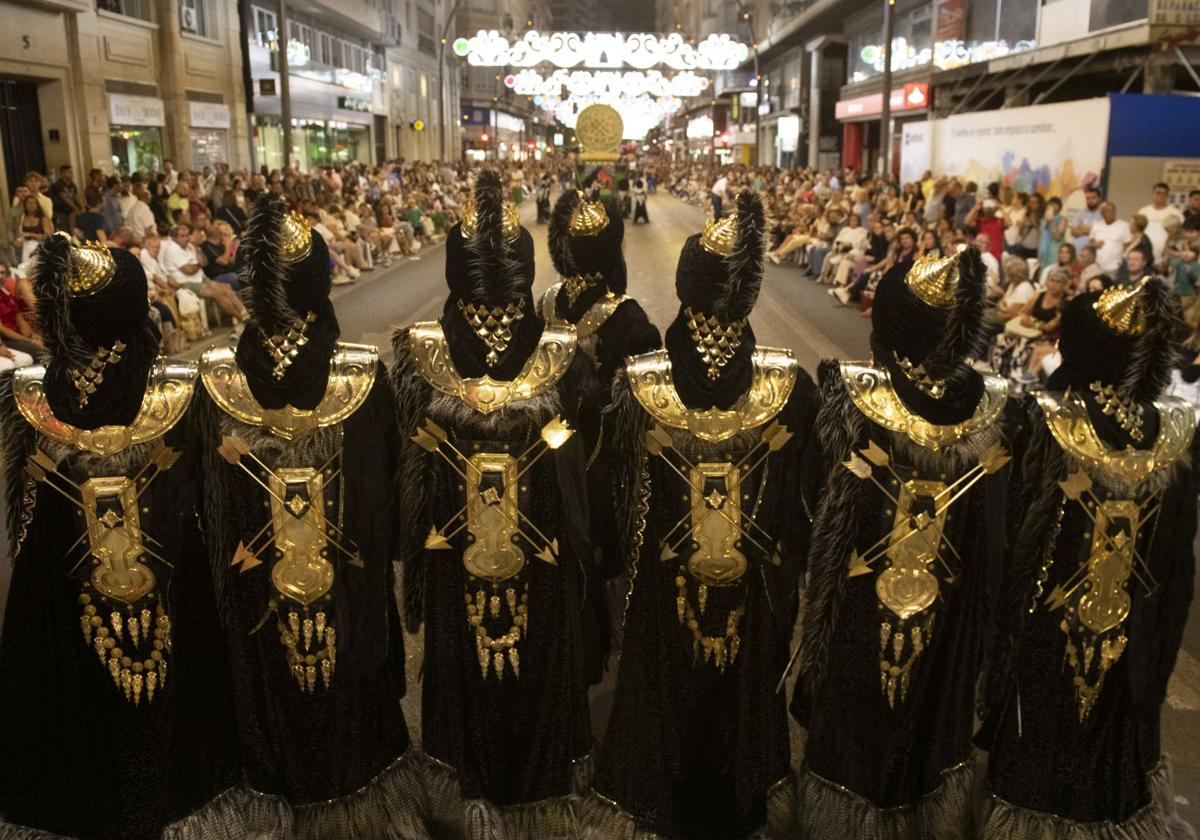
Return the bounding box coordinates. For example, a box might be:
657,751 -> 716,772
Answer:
240,194 -> 298,334
548,189 -> 579,277
1121,276 -> 1180,402
724,191 -> 765,319
465,168 -> 530,302
33,233 -> 90,368
924,247 -> 987,381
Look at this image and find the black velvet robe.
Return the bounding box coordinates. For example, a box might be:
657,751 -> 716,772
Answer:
0,371 -> 238,840
791,360 -> 1020,838
390,323 -> 596,814
196,362 -> 412,811
980,393 -> 1198,834
593,348 -> 819,840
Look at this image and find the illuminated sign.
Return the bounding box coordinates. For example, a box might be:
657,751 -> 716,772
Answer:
504,68 -> 709,98
835,83 -> 929,120
530,93 -> 678,139
687,115 -> 714,139
453,30 -> 749,71
852,37 -> 1036,81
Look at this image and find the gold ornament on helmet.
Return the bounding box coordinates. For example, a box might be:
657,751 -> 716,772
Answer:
569,194 -> 609,236
460,199 -> 521,244
65,236 -> 116,296
279,211 -> 314,263
700,212 -> 737,257
1094,277 -> 1149,336
905,254 -> 959,309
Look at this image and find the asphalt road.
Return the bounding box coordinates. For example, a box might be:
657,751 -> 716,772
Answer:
1,191 -> 1196,821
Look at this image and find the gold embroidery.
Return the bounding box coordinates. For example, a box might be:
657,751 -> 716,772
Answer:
1087,381 -> 1145,442
541,283 -> 628,339
685,307 -> 746,381
201,343 -> 378,440
893,352 -> 947,400
1036,391 -> 1194,487
408,321 -> 576,415
14,359 -> 196,456
840,362 -> 1008,452
700,212 -> 737,256
263,312 -> 317,380
68,340 -> 126,407
627,347 -> 797,443
458,298 -> 526,368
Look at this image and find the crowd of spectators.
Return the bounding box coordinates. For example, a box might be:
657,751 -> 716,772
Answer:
662,161 -> 1200,396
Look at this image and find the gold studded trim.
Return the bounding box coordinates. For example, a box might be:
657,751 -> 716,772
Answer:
627,347 -> 797,443
201,342 -> 377,440
541,283 -> 628,340
408,320 -> 576,415
1036,391 -> 1194,487
840,362 -> 1007,452
13,358 -> 196,456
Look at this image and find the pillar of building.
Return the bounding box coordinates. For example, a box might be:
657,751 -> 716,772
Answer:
1143,58 -> 1177,94
156,0 -> 191,167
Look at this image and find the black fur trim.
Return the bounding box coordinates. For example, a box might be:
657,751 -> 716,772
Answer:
33,234 -> 90,369
0,371 -> 34,562
548,189 -> 579,278
465,169 -> 531,306
388,325 -> 435,632
925,247 -> 988,381
724,191 -> 765,320
607,368 -> 653,570
240,194 -> 299,335
1120,277 -> 1180,403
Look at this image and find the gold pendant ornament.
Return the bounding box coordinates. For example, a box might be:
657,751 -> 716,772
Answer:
69,340 -> 126,407
409,321 -> 576,414
263,312 -> 318,380
458,299 -> 526,367
842,438 -> 1012,707
684,307 -> 747,381
893,352 -> 946,400
562,273 -> 602,306
1087,381 -> 1146,442
416,416 -> 576,682
201,343 -> 377,441
628,348 -> 798,442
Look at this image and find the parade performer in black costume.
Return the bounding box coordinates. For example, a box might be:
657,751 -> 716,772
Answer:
536,175 -> 553,224
196,196 -> 424,838
980,277 -> 1198,839
792,248 -> 1015,839
591,192 -> 819,840
542,188 -> 661,677
0,233 -> 240,840
390,169 -> 595,838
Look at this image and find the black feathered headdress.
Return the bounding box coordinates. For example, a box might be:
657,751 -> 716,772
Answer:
548,190 -> 626,294
444,168 -> 534,306
674,191 -> 766,319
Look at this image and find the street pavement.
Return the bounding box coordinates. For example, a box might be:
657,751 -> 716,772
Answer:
0,191 -> 1196,818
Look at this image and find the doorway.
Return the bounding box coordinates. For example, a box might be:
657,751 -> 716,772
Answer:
0,80 -> 46,191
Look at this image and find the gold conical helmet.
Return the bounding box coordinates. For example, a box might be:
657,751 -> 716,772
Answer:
460,198 -> 521,243
569,195 -> 609,236
905,254 -> 959,309
1094,277 -> 1149,336
278,210 -> 313,263
700,211 -> 737,257
65,235 -> 116,296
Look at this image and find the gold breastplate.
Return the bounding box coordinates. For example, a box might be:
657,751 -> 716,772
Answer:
13,359 -> 196,456
200,343 -> 377,440
541,283 -> 628,340
1035,391 -> 1194,720
12,360 -> 192,707
627,347 -> 798,443
840,362 -> 1007,452
408,320 -> 576,414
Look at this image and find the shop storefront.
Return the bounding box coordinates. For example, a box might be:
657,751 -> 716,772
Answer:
108,93 -> 165,176
188,101 -> 231,169
835,82 -> 930,174
253,115 -> 370,170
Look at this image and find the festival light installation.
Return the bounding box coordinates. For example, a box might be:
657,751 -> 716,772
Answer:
453,30 -> 749,71
504,69 -> 709,99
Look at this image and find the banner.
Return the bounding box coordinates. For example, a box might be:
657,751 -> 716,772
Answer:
923,98 -> 1109,199
900,121 -> 932,184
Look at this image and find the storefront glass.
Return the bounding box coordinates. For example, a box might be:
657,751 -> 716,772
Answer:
254,119 -> 285,172
110,126 -> 163,175
190,128 -> 229,169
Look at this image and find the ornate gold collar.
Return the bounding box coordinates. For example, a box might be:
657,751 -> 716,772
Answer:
627,347 -> 797,443
13,358 -> 196,456
541,283 -> 628,340
1037,390 -> 1194,487
408,320 -> 576,414
840,361 -> 1008,452
201,342 -> 377,441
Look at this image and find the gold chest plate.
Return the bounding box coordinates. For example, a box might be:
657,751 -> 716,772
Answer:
83,476 -> 156,604
840,362 -> 1007,452
687,462 -> 747,585
877,479 -> 948,621
269,468 -> 335,606
408,320 -> 576,414
1037,391 -> 1194,487
201,343 -> 377,440
627,347 -> 798,443
463,452 -> 525,582
13,359 -> 196,456
1078,499 -> 1138,635
541,283 -> 628,340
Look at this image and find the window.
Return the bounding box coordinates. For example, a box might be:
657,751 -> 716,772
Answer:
1090,0 -> 1147,31
317,32 -> 337,65
97,0 -> 153,22
179,0 -> 211,36
418,7 -> 435,55
253,6 -> 277,46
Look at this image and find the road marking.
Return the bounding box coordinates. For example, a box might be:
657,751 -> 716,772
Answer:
1168,648 -> 1200,711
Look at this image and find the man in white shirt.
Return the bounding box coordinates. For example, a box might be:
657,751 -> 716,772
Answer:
1137,181 -> 1185,260
125,186 -> 157,239
711,175 -> 729,218
1089,202 -> 1132,274
1070,186 -> 1103,253
976,232 -> 1001,291
161,161 -> 178,194
158,223 -> 204,289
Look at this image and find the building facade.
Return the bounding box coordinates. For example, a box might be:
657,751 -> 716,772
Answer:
0,0 -> 250,197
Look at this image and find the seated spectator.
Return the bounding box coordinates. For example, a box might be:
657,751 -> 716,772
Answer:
198,222 -> 240,289
74,193 -> 108,244
990,266 -> 1068,390
16,195 -> 52,264
159,223 -> 247,328
1072,245 -> 1104,295
0,261 -> 42,358
1038,242 -> 1077,286
985,255 -> 1036,334
214,189 -> 248,236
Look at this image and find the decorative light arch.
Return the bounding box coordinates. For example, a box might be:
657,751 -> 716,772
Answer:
453,30 -> 750,71
505,69 -> 709,99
